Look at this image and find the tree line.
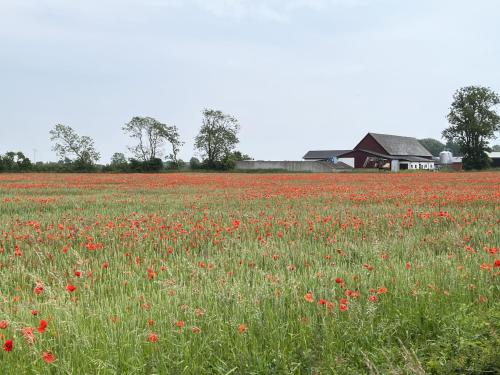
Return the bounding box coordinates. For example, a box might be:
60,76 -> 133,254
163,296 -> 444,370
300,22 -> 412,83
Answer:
0,109 -> 252,172
1,86 -> 500,172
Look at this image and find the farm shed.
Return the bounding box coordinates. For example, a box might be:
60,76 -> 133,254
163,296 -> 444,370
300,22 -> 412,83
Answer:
302,150 -> 354,167
338,133 -> 435,170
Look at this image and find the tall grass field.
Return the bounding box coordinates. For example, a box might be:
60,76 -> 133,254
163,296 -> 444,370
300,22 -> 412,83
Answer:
0,172 -> 498,374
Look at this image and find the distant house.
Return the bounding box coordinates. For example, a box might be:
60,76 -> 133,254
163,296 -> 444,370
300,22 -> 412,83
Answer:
487,152 -> 500,167
338,133 -> 435,170
302,150 -> 354,167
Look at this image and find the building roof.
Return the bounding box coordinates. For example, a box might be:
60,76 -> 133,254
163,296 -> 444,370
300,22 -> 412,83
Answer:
368,133 -> 433,157
487,152 -> 500,159
332,161 -> 353,169
355,149 -> 434,162
303,150 -> 352,159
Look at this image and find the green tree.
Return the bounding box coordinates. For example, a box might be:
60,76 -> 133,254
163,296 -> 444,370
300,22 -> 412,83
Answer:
49,124 -> 100,168
14,152 -> 32,170
0,151 -> 32,171
442,86 -> 500,170
109,152 -> 128,171
418,138 -> 445,156
189,157 -> 201,170
445,140 -> 462,155
194,109 -> 240,169
491,144 -> 500,151
123,117 -> 183,166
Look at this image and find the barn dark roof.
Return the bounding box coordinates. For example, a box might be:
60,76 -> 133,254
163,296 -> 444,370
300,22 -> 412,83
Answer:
303,150 -> 352,160
368,133 -> 432,157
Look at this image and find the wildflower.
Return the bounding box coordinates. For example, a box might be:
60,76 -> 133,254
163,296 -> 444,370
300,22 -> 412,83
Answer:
369,295 -> 377,302
147,319 -> 154,326
405,262 -> 411,269
42,352 -> 55,363
31,310 -> 39,316
34,283 -> 44,295
494,259 -> 500,268
74,271 -> 81,277
192,326 -> 201,334
0,320 -> 7,329
21,327 -> 35,345
66,285 -> 76,293
478,296 -> 488,304
3,339 -> 13,352
37,319 -> 48,333
304,293 -> 314,303
317,298 -> 327,306
480,263 -> 492,271
238,324 -> 247,333
335,278 -> 343,284
147,333 -> 158,343
194,308 -> 204,317
377,287 -> 388,294
176,320 -> 185,328
339,303 -> 348,312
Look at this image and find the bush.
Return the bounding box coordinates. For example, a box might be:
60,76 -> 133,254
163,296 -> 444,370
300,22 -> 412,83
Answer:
190,157 -> 201,170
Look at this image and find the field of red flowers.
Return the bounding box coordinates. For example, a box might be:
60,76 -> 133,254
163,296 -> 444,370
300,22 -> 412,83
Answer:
0,172 -> 499,374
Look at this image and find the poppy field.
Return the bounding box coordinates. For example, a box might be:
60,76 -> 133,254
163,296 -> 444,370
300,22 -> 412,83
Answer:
0,172 -> 498,374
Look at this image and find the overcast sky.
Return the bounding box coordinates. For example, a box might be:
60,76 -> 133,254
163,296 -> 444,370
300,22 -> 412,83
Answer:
1,0 -> 499,163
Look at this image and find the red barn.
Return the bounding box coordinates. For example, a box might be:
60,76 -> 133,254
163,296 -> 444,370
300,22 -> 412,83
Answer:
338,133 -> 434,170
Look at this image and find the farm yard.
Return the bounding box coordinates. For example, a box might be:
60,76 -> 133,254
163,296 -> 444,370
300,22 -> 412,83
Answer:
0,172 -> 498,374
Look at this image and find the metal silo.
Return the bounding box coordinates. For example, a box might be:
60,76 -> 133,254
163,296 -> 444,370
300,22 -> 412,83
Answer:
439,151 -> 453,164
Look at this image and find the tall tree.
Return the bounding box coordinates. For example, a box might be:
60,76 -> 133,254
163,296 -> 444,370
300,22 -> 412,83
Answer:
445,140 -> 462,155
418,138 -> 445,157
442,86 -> 500,170
49,124 -> 100,166
123,117 -> 183,164
194,109 -> 240,169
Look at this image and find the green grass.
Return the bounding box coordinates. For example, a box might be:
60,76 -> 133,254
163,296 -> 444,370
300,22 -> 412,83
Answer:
0,172 -> 498,374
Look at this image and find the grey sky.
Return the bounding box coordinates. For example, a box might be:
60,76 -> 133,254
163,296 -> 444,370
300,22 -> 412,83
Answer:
1,0 -> 499,163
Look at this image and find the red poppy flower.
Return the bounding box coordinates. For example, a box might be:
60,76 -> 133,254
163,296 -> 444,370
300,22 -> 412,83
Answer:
335,278 -> 343,284
377,287 -> 388,294
0,320 -> 7,329
3,339 -> 13,352
192,326 -> 201,334
369,295 -> 377,302
42,352 -> 55,363
66,285 -> 76,293
238,324 -> 247,333
175,320 -> 185,328
147,333 -> 158,343
37,319 -> 48,333
339,303 -> 348,312
34,283 -> 44,295
494,259 -> 500,268
304,293 -> 314,303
